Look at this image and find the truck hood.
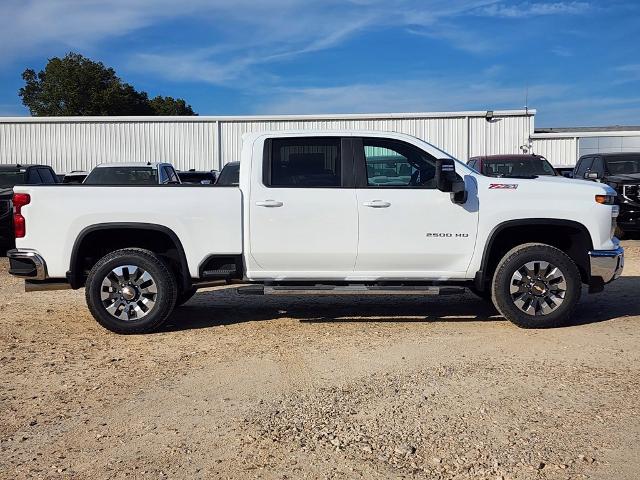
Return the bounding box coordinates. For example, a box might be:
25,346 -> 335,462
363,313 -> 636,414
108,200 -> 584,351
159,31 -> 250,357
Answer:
474,173 -> 616,195
606,173 -> 640,184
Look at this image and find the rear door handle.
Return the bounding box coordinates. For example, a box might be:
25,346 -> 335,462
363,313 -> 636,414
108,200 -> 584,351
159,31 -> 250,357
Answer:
362,200 -> 391,208
255,200 -> 283,207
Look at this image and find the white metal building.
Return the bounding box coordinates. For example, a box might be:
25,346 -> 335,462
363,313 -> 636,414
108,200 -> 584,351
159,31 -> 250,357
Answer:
1,110 -> 638,172
0,110 -> 535,173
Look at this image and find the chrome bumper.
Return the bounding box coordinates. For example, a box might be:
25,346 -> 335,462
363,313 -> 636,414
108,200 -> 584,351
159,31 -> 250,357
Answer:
589,246 -> 624,284
7,249 -> 48,280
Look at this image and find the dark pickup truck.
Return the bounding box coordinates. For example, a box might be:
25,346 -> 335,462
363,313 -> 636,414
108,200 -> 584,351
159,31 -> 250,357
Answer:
0,164 -> 59,248
573,152 -> 640,235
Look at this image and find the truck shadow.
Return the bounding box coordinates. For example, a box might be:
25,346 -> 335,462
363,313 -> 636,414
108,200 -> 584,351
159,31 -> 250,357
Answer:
161,276 -> 640,332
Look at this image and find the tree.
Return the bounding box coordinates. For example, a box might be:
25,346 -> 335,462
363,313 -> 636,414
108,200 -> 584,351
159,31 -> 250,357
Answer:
149,96 -> 196,116
19,53 -> 196,116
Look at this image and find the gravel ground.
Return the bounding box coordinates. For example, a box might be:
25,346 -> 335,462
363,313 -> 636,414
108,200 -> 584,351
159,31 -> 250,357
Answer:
1,241 -> 639,480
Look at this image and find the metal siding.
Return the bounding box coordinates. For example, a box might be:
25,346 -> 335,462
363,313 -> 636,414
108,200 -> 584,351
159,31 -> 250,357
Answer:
1,111 -> 533,173
0,121 -> 218,172
531,137 -> 577,166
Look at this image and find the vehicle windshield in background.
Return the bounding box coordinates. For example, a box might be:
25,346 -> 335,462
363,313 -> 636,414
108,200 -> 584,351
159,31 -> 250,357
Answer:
0,170 -> 27,187
483,158 -> 556,178
605,156 -> 640,175
216,163 -> 240,185
84,167 -> 158,185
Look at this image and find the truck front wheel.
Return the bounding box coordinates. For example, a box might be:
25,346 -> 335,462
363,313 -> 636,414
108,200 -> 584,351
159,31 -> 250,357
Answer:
491,243 -> 582,328
85,248 -> 178,334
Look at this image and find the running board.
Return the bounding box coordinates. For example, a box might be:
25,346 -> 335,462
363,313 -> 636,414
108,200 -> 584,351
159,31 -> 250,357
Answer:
237,285 -> 466,296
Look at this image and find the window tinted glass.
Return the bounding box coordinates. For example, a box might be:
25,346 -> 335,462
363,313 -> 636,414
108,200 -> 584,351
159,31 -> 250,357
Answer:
217,163 -> 240,185
270,138 -> 341,187
482,157 -> 556,177
84,167 -> 158,185
27,169 -> 41,184
37,168 -> 56,184
575,157 -> 593,177
591,157 -> 605,176
166,167 -> 180,183
0,170 -> 27,187
363,138 -> 436,188
605,155 -> 640,175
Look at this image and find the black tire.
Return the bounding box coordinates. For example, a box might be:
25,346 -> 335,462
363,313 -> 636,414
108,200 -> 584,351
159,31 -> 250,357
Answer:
85,248 -> 177,334
175,287 -> 197,307
491,243 -> 582,329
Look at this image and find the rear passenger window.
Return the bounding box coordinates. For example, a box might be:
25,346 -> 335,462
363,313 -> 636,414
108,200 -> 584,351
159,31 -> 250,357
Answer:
268,138 -> 341,187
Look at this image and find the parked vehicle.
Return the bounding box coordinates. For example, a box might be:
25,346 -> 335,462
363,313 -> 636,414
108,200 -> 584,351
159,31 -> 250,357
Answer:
555,167 -> 574,178
216,161 -> 240,186
177,169 -> 218,185
62,171 -> 88,184
1,164 -> 58,249
467,154 -> 557,178
8,131 -> 623,334
573,152 -> 640,235
83,162 -> 180,185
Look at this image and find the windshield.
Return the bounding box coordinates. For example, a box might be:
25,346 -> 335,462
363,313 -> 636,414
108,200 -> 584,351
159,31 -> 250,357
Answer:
84,167 -> 158,185
482,157 -> 556,177
217,163 -> 240,185
605,155 -> 640,175
0,170 -> 26,187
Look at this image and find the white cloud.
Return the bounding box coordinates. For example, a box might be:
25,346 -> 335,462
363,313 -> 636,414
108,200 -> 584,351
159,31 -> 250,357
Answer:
473,1 -> 591,18
551,46 -> 573,57
613,64 -> 640,84
254,79 -> 569,114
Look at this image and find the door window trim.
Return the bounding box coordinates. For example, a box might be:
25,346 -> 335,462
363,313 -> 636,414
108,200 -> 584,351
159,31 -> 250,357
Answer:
261,137 -> 354,189
353,137 -> 438,189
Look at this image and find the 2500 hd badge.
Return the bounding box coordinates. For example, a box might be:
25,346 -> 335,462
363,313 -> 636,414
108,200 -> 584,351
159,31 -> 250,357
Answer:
426,233 -> 470,238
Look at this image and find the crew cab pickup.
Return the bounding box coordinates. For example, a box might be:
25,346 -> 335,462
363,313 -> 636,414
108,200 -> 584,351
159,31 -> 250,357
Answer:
8,131 -> 624,334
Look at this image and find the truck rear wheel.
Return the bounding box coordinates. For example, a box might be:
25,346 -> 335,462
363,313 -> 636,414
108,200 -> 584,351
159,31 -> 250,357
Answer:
85,248 -> 177,334
491,243 -> 582,328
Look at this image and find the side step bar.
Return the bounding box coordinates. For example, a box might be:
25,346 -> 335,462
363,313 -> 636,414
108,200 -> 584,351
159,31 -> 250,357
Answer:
238,285 -> 466,296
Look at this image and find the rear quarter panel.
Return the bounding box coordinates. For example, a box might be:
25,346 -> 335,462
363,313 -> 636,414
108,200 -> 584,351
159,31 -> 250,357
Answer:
13,185 -> 242,278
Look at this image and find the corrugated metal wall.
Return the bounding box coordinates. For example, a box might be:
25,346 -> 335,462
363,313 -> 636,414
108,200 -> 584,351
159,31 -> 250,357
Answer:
531,137 -> 577,166
0,111 -> 535,173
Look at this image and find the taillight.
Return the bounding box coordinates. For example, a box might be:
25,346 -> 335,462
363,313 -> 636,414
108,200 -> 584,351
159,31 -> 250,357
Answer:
13,193 -> 30,238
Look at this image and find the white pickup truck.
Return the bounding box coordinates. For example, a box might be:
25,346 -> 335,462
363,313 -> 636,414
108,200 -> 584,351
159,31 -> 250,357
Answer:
8,131 -> 624,334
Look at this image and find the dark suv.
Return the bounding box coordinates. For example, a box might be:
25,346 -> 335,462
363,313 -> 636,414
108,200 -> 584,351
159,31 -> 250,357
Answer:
0,164 -> 59,249
573,153 -> 640,235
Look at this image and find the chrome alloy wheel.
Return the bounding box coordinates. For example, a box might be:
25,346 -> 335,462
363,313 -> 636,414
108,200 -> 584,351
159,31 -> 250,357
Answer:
100,265 -> 158,321
509,260 -> 567,316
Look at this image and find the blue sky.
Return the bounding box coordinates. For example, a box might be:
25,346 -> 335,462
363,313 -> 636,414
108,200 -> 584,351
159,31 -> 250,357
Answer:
0,0 -> 639,126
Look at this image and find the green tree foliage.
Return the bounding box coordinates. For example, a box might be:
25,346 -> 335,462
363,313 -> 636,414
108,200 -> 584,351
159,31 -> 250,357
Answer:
19,53 -> 197,116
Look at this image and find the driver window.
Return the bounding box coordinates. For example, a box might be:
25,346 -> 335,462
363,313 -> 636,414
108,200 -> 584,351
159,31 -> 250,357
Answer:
363,138 -> 436,188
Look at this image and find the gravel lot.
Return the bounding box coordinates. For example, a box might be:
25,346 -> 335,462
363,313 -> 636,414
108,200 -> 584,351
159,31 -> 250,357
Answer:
1,242 -> 639,480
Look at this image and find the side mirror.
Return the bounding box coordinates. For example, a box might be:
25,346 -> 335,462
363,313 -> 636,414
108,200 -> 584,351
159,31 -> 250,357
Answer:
436,159 -> 468,204
585,171 -> 600,180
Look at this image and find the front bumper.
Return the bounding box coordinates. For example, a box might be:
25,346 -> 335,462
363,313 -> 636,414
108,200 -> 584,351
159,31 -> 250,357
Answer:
7,249 -> 47,280
589,246 -> 624,285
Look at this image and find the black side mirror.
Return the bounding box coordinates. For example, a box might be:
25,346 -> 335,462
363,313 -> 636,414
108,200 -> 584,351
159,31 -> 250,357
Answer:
436,159 -> 468,204
584,171 -> 600,180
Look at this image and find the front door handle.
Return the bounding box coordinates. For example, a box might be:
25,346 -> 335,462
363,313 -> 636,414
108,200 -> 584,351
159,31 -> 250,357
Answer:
255,200 -> 283,207
362,200 -> 391,208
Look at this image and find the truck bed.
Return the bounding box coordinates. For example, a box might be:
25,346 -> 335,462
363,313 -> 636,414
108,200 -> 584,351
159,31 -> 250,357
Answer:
13,185 -> 243,279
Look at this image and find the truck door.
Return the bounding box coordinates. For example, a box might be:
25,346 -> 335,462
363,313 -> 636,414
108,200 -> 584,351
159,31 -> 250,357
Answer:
247,136 -> 358,277
353,137 -> 479,277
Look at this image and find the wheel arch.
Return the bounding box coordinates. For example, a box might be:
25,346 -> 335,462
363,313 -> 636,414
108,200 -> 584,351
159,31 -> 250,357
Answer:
68,223 -> 191,290
475,219 -> 593,290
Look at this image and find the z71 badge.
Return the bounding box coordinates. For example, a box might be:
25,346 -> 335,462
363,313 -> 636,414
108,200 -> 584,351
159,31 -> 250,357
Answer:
489,183 -> 518,189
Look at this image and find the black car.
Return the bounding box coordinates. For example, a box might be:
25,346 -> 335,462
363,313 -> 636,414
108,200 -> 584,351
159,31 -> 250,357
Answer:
574,152 -> 640,235
216,162 -> 240,186
177,169 -> 218,185
0,164 -> 59,248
